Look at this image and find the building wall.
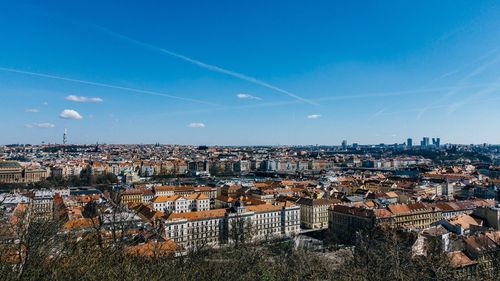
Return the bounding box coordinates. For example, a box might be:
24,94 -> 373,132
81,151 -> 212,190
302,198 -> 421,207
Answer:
299,203 -> 330,229
153,197 -> 210,213
162,205 -> 300,249
393,211 -> 442,229
121,194 -> 143,205
0,166 -> 48,183
329,209 -> 374,241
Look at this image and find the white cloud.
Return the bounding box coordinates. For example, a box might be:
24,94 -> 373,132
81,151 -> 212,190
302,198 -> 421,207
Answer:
25,122 -> 55,128
42,102 -> 49,106
187,122 -> 205,128
307,114 -> 321,119
25,108 -> 39,113
59,109 -> 83,120
65,95 -> 103,103
236,93 -> 262,100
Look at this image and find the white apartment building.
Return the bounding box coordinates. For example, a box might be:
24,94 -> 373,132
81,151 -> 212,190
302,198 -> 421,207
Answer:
162,200 -> 300,249
152,193 -> 210,213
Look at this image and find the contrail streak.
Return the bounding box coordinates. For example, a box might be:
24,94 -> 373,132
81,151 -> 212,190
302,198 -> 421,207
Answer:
417,51 -> 500,119
94,25 -> 317,106
430,49 -> 497,83
0,67 -> 219,106
447,75 -> 500,114
379,95 -> 500,116
144,81 -> 500,118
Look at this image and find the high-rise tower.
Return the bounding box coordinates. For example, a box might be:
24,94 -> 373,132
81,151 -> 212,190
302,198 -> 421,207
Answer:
407,138 -> 413,147
63,128 -> 68,145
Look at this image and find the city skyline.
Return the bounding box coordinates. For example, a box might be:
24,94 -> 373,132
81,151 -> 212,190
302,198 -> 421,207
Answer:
0,128 -> 455,147
2,1 -> 500,145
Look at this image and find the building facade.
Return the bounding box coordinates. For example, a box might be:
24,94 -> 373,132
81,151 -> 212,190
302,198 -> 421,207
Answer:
0,161 -> 48,183
152,194 -> 210,213
296,198 -> 333,229
162,201 -> 300,249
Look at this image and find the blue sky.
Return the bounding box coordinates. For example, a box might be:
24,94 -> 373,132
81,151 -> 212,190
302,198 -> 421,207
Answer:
1,1 -> 500,145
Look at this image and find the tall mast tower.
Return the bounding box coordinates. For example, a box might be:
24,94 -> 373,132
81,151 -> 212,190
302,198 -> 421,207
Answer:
63,128 -> 68,145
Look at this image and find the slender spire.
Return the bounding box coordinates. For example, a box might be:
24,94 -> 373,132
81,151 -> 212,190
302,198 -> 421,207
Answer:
63,128 -> 68,145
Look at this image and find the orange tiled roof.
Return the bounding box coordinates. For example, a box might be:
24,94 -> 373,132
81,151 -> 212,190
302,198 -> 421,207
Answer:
387,204 -> 411,215
63,218 -> 94,230
167,209 -> 227,221
485,231 -> 500,245
448,214 -> 482,230
373,209 -> 393,218
152,195 -> 181,203
246,204 -> 282,213
448,251 -> 477,268
154,186 -> 177,192
385,191 -> 398,198
124,240 -> 176,257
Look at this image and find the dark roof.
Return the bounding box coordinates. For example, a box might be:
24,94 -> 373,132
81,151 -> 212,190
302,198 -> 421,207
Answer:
332,205 -> 375,218
296,198 -> 333,206
0,161 -> 22,169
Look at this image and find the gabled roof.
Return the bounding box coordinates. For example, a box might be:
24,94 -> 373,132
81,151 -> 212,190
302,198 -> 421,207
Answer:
152,195 -> 183,203
296,198 -> 333,206
373,208 -> 393,218
246,204 -> 283,213
448,214 -> 482,230
485,231 -> 500,245
448,251 -> 477,268
332,205 -> 375,219
464,234 -> 499,254
423,225 -> 449,236
124,240 -> 176,257
154,186 -> 176,192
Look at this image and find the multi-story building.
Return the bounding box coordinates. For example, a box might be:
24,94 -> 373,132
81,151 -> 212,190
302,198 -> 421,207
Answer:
0,161 -> 48,183
154,186 -> 176,196
388,203 -> 442,229
234,160 -> 250,173
28,190 -> 54,221
329,205 -> 393,242
154,185 -> 217,208
152,193 -> 210,213
120,188 -> 144,205
0,161 -> 23,183
162,201 -> 300,249
407,138 -> 413,147
188,160 -> 209,176
295,198 -> 334,229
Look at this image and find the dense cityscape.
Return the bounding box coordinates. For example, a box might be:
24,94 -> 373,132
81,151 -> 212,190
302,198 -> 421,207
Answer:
3,1 -> 500,280
1,135 -> 500,280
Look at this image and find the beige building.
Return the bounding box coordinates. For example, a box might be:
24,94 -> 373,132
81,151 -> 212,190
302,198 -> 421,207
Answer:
0,161 -> 48,183
388,203 -> 442,229
295,198 -> 335,229
0,161 -> 23,183
120,188 -> 144,205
